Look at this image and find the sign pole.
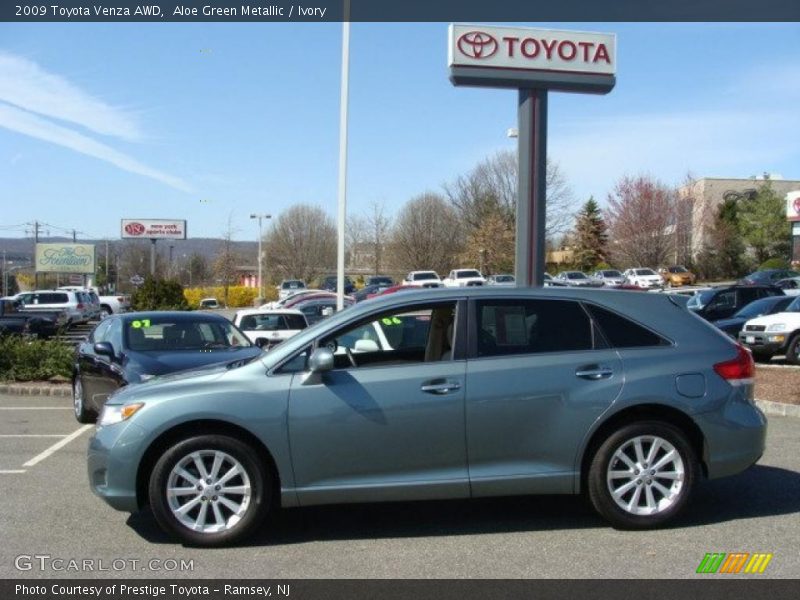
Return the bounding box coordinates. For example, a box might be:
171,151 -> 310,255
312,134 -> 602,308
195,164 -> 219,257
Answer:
515,88 -> 548,287
150,239 -> 157,277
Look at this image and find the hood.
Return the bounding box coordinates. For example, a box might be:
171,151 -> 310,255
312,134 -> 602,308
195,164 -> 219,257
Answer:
743,313 -> 795,328
713,317 -> 745,329
128,346 -> 263,377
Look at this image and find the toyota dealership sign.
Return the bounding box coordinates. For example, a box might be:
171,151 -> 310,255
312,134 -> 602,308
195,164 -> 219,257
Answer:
449,24 -> 616,93
121,219 -> 187,239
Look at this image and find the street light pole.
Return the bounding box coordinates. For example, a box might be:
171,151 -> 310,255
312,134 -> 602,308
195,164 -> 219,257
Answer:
250,213 -> 271,302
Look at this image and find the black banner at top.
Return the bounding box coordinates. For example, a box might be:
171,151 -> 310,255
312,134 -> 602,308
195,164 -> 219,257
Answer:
2,0 -> 800,22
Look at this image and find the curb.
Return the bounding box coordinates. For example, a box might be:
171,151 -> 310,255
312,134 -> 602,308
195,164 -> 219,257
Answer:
0,384 -> 71,397
756,399 -> 800,419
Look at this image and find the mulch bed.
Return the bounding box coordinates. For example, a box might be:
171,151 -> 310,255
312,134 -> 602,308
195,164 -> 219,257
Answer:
755,366 -> 800,406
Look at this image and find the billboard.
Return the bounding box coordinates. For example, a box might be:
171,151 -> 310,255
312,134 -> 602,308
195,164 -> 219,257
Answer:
121,219 -> 187,239
786,191 -> 800,222
35,243 -> 95,274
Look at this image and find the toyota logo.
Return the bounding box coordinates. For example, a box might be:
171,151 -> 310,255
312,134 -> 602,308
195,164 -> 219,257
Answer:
124,222 -> 145,236
457,31 -> 498,59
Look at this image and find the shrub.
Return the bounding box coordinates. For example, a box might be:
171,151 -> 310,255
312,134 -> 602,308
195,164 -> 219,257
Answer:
132,278 -> 189,311
759,257 -> 790,271
0,336 -> 73,382
183,286 -> 276,309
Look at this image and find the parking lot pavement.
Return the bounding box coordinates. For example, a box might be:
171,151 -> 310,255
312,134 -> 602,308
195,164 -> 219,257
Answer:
0,391 -> 798,579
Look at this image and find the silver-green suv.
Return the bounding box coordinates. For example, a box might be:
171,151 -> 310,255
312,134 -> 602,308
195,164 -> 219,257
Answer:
88,288 -> 766,546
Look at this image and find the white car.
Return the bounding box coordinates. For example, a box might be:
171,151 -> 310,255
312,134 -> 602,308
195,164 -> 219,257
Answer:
277,279 -> 307,301
58,286 -> 131,318
404,271 -> 443,288
442,269 -> 486,287
14,289 -> 91,325
623,268 -> 664,289
232,308 -> 308,349
487,274 -> 515,286
738,295 -> 800,364
590,269 -> 626,287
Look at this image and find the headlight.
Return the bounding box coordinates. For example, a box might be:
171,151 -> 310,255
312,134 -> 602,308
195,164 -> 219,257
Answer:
766,323 -> 786,332
98,402 -> 144,426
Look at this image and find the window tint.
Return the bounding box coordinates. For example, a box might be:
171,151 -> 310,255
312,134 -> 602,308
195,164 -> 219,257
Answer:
33,293 -> 70,304
738,288 -> 760,305
476,299 -> 593,357
585,304 -> 668,348
91,319 -> 113,343
240,313 -> 307,331
107,319 -> 123,353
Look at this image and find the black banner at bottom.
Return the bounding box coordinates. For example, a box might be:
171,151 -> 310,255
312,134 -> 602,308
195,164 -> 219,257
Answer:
4,580 -> 800,600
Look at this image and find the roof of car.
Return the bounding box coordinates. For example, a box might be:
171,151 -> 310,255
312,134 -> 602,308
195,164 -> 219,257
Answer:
235,308 -> 304,316
119,311 -> 231,322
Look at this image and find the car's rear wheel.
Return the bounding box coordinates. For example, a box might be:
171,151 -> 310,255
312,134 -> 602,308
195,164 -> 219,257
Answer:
72,376 -> 96,424
148,435 -> 270,546
588,422 -> 697,529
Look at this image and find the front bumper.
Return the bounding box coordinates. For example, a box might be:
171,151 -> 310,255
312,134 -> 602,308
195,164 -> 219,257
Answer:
738,332 -> 788,355
87,420 -> 149,512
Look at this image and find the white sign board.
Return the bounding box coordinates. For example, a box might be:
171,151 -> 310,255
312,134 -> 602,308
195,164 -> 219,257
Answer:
121,219 -> 187,239
449,24 -> 616,77
35,243 -> 95,274
787,191 -> 800,222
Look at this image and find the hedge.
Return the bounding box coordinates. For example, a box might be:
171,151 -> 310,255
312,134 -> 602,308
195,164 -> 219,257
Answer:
183,286 -> 278,309
0,336 -> 73,382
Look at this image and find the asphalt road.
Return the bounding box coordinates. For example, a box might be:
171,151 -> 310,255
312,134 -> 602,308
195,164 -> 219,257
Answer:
0,392 -> 798,579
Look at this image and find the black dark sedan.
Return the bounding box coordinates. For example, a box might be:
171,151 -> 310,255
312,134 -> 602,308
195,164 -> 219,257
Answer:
72,312 -> 261,423
712,295 -> 794,338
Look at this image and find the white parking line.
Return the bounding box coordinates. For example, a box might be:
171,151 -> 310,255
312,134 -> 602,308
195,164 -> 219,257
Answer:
0,407 -> 71,410
0,435 -> 67,438
22,425 -> 93,468
0,470 -> 27,474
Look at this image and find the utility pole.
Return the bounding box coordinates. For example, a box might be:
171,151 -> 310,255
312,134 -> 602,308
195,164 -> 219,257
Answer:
2,249 -> 6,297
250,214 -> 271,303
105,240 -> 110,292
28,220 -> 41,289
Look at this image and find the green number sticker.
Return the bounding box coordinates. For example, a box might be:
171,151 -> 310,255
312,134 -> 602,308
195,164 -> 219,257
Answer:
131,319 -> 151,329
381,318 -> 393,326
381,317 -> 403,326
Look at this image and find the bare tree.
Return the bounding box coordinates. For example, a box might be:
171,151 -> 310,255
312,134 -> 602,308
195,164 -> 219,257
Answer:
213,214 -> 241,306
444,149 -> 575,242
364,200 -> 392,275
606,175 -> 677,268
264,204 -> 336,283
389,193 -> 463,275
345,213 -> 368,270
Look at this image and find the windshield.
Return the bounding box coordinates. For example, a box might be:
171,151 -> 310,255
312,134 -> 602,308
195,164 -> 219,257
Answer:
788,297 -> 800,312
125,317 -> 252,351
239,313 -> 307,331
669,266 -> 688,273
567,272 -> 588,279
281,281 -> 305,290
457,270 -> 481,278
602,270 -> 622,277
495,275 -> 514,282
413,272 -> 439,280
688,290 -> 715,309
734,297 -> 783,319
636,269 -> 657,276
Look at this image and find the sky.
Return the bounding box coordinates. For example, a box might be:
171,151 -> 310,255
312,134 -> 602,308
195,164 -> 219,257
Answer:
0,22 -> 798,242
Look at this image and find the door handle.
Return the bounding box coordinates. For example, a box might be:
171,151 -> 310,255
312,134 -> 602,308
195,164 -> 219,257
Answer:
575,365 -> 614,380
421,380 -> 461,395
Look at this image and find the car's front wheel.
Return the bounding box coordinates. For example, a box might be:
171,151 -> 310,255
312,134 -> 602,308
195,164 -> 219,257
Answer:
785,333 -> 800,366
73,376 -> 96,424
588,422 -> 697,529
148,435 -> 270,546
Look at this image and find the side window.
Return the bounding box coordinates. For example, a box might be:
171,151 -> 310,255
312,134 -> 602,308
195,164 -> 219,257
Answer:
319,302 -> 457,369
91,320 -> 113,343
107,319 -> 123,353
709,290 -> 735,310
276,346 -> 310,374
476,299 -> 593,357
585,304 -> 668,348
739,288 -> 759,304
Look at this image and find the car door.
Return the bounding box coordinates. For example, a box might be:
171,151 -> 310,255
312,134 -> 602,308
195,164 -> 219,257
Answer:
465,297 -> 623,496
89,318 -> 127,410
77,319 -> 113,408
287,299 -> 469,505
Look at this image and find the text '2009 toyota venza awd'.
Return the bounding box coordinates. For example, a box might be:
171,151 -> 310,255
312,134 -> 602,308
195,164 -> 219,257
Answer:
88,288 -> 766,546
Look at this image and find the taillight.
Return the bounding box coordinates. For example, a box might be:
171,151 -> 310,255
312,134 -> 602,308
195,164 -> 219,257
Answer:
713,344 -> 755,381
77,303 -> 84,309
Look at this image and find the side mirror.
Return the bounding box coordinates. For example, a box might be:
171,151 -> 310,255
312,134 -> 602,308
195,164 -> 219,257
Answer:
308,347 -> 334,373
255,338 -> 270,349
94,341 -> 115,358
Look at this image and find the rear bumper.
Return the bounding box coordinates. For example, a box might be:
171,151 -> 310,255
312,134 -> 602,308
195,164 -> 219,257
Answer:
695,399 -> 767,479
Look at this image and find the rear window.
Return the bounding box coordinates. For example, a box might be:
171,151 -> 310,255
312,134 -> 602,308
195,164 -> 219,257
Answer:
457,270 -> 481,278
602,270 -> 622,277
635,269 -> 656,276
413,272 -> 439,281
239,313 -> 307,331
585,304 -> 668,348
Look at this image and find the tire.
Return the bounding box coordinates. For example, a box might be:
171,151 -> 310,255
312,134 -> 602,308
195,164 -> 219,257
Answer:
72,376 -> 96,424
785,334 -> 800,366
587,421 -> 697,529
148,435 -> 270,547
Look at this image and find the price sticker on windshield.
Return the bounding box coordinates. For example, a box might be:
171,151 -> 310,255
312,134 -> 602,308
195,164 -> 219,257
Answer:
381,317 -> 403,326
130,319 -> 152,329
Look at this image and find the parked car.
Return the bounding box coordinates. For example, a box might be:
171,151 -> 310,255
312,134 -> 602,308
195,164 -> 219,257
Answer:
58,286 -> 131,318
369,284 -> 424,299
72,312 -> 261,423
687,285 -> 784,321
199,298 -> 222,310
623,268 -> 664,290
543,273 -> 569,287
659,266 -> 697,287
555,271 -> 602,287
232,309 -> 308,349
774,277 -> 800,296
487,274 -> 515,286
404,271 -> 443,288
739,295 -> 800,363
0,298 -> 67,339
442,269 -> 486,287
277,280 -> 307,301
261,289 -> 326,309
88,287 -> 765,546
14,289 -> 91,325
286,293 -> 354,325
320,275 -> 355,295
712,295 -> 794,338
353,283 -> 391,302
590,269 -> 626,287
739,269 -> 800,286
365,275 -> 394,287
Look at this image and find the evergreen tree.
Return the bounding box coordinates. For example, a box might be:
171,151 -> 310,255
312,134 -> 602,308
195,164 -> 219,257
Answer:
738,181 -> 791,264
572,197 -> 609,271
